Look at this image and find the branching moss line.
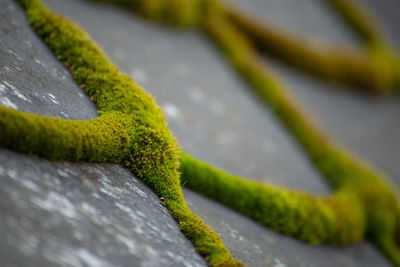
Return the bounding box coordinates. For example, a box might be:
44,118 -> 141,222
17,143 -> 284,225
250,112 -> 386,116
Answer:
10,0 -> 243,266
203,12 -> 400,265
2,0 -> 400,266
225,6 -> 395,92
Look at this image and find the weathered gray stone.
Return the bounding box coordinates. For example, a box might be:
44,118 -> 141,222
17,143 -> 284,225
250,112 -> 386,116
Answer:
0,0 -> 397,266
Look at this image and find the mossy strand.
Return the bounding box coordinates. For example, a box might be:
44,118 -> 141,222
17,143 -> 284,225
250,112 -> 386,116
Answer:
225,6 -> 399,93
204,12 -> 400,265
83,0 -> 400,264
10,0 -> 243,265
2,0 -> 400,266
180,152 -> 365,246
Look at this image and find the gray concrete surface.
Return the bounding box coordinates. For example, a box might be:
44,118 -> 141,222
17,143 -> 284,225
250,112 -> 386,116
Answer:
0,0 -> 398,266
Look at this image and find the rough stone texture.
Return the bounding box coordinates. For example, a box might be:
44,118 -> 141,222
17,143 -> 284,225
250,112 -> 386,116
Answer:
0,1 -> 206,266
0,1 -> 98,120
0,151 -> 205,267
0,0 -> 397,266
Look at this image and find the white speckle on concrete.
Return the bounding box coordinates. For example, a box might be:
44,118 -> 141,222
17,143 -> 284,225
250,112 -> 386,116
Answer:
125,182 -> 148,199
57,169 -> 70,178
116,234 -> 138,254
60,111 -> 69,118
99,174 -> 123,200
7,49 -> 23,61
32,191 -> 78,219
50,67 -> 59,78
78,92 -> 85,98
4,81 -> 31,102
132,187 -> 147,198
80,202 -> 98,217
0,83 -> 7,94
26,40 -> 32,48
7,169 -> 17,179
188,86 -> 206,104
21,179 -> 41,192
131,68 -> 149,84
48,93 -> 60,104
76,248 -> 110,267
162,102 -> 182,121
3,65 -> 11,71
274,259 -> 286,267
0,97 -> 17,108
74,231 -> 84,241
115,202 -> 139,219
100,186 -> 121,199
136,210 -> 146,218
19,235 -> 39,256
34,58 -> 46,67
44,246 -> 113,267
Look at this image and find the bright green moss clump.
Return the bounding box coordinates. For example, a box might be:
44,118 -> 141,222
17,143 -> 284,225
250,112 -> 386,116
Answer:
5,0 -> 243,266
180,152 -> 365,245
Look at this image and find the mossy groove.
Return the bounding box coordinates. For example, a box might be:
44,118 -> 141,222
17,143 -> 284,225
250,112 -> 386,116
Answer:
0,0 -> 399,266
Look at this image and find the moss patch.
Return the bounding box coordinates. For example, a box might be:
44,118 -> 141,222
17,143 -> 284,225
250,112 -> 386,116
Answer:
6,0 -> 243,266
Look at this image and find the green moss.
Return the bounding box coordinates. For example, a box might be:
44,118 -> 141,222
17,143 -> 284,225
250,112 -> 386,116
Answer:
225,5 -> 399,92
2,0 -> 400,266
204,13 -> 400,265
5,0 -> 243,266
180,153 -> 365,245
325,0 -> 400,92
